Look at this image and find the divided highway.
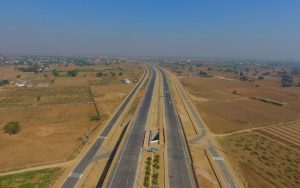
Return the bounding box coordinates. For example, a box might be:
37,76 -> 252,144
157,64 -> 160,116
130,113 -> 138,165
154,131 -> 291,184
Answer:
105,68 -> 156,188
160,68 -> 196,188
172,72 -> 239,188
61,68 -> 147,188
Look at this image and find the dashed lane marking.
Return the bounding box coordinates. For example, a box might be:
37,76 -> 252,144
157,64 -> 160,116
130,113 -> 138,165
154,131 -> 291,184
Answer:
212,156 -> 224,161
98,135 -> 107,139
69,172 -> 83,179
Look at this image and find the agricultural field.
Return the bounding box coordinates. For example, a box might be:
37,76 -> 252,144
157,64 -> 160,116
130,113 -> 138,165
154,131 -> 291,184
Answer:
220,132 -> 300,188
169,61 -> 300,188
0,87 -> 92,108
0,168 -> 64,188
0,103 -> 97,171
256,120 -> 300,151
0,60 -> 143,173
179,75 -> 300,134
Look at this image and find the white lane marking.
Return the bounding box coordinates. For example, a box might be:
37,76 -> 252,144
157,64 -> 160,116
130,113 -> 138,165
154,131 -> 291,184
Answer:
69,172 -> 83,179
212,156 -> 224,161
98,135 -> 107,139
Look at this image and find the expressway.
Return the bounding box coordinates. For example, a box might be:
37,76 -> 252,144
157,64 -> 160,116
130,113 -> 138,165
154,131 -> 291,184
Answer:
172,71 -> 239,188
61,68 -> 147,188
105,68 -> 156,188
159,68 -> 196,188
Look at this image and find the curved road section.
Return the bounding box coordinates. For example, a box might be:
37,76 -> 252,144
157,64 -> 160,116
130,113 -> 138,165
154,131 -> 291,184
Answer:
61,68 -> 147,188
106,68 -> 156,188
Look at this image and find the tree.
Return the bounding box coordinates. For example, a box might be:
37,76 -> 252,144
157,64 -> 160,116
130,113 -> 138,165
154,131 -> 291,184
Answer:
3,122 -> 21,135
111,72 -> 116,77
0,79 -> 9,86
52,69 -> 59,76
281,74 -> 293,87
199,71 -> 208,77
118,72 -> 123,76
67,70 -> 78,77
291,67 -> 300,75
96,72 -> 103,77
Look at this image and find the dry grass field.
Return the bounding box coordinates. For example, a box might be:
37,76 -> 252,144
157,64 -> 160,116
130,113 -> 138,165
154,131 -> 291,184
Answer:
0,87 -> 92,108
91,83 -> 134,117
180,77 -> 300,134
220,132 -> 300,188
0,62 -> 143,173
256,120 -> 300,151
0,65 -> 31,80
0,103 -> 97,171
174,63 -> 300,188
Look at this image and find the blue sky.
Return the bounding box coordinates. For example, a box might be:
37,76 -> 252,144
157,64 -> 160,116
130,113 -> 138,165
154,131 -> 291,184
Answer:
0,0 -> 299,58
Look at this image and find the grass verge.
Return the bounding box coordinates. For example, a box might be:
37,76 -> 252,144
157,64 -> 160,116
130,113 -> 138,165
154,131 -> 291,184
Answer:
0,168 -> 64,188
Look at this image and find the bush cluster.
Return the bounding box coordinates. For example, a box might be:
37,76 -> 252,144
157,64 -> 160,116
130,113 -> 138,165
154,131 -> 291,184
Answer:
3,122 -> 21,135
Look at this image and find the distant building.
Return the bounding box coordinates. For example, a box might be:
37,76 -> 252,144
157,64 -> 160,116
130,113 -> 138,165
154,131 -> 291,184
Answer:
122,79 -> 132,84
15,83 -> 26,87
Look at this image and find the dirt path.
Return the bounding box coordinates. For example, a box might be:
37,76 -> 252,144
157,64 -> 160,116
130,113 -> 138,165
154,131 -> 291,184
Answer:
0,160 -> 73,176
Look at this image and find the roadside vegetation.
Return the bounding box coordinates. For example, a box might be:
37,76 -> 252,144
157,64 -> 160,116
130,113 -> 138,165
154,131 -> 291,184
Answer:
143,154 -> 160,188
144,156 -> 152,187
0,168 -> 64,188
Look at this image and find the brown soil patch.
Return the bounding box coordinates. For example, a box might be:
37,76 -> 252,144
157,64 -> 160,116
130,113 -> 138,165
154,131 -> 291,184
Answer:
180,77 -> 300,134
91,83 -> 134,117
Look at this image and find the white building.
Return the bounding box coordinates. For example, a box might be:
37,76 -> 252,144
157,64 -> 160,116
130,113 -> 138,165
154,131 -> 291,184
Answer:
122,79 -> 132,84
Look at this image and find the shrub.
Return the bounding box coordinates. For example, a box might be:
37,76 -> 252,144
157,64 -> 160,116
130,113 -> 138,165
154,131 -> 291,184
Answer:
90,115 -> 100,121
199,71 -> 208,77
146,160 -> 151,166
144,175 -> 150,187
153,163 -> 160,169
96,72 -> 103,77
52,69 -> 59,76
67,70 -> 78,77
145,169 -> 150,175
0,79 -> 9,86
3,122 -> 21,135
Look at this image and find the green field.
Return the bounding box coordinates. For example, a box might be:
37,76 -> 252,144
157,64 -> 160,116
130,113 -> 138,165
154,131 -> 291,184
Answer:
0,168 -> 63,188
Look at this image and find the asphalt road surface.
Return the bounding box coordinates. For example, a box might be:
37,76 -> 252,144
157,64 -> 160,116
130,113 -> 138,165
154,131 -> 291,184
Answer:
174,73 -> 239,188
106,69 -> 156,188
61,69 -> 147,188
160,68 -> 196,188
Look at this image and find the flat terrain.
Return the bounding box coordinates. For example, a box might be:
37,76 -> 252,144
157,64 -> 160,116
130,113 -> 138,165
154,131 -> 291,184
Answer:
0,87 -> 92,108
256,120 -> 300,151
0,62 -> 142,174
0,103 -> 97,171
0,168 -> 64,188
220,132 -> 300,188
180,77 -> 300,134
169,62 -> 300,188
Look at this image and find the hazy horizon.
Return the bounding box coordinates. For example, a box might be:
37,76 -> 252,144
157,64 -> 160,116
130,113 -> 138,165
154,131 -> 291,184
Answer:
1,1 -> 300,59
